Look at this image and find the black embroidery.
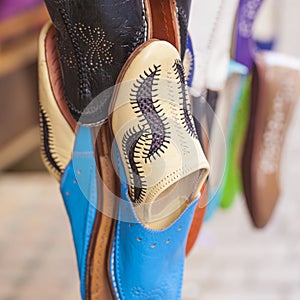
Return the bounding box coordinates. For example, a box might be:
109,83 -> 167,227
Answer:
173,60 -> 198,139
130,65 -> 170,161
129,25 -> 146,56
177,5 -> 188,59
122,65 -> 173,204
122,127 -> 146,204
40,107 -> 63,175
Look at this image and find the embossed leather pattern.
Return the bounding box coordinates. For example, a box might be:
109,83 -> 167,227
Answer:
45,0 -> 192,124
45,0 -> 147,124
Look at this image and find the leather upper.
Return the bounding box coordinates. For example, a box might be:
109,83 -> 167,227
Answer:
60,126 -> 97,299
44,0 -> 193,124
110,151 -> 199,300
45,0 -> 147,124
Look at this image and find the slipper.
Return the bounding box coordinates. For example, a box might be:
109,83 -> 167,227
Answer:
233,0 -> 264,70
242,51 -> 300,228
187,0 -> 240,224
41,1 -> 197,298
182,34 -> 208,255
44,0 -> 148,125
205,61 -> 248,218
220,73 -> 251,209
188,0 -> 239,97
219,0 -> 263,210
39,22 -> 75,181
39,22 -> 118,300
109,39 -> 209,299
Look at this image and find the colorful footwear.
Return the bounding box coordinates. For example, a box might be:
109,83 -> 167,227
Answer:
39,22 -> 75,181
44,0 -> 148,124
110,40 -> 209,228
188,0 -> 239,96
188,0 -> 240,224
233,0 -> 264,70
221,0 -> 276,209
44,0 -> 190,124
218,0 -> 263,210
39,22 -> 117,299
205,61 -> 248,220
242,52 -> 300,228
40,1 -> 203,298
109,39 -> 209,299
220,74 -> 251,209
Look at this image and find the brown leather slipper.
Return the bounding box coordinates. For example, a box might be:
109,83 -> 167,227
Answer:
242,51 -> 300,228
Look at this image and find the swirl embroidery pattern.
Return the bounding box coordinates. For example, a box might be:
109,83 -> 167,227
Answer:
122,65 -> 171,203
173,60 -> 198,139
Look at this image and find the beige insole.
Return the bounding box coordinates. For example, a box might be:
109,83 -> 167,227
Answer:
144,171 -> 203,230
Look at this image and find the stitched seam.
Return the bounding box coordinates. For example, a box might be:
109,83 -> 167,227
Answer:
115,220 -> 124,299
172,61 -> 198,139
81,162 -> 96,293
39,105 -> 64,175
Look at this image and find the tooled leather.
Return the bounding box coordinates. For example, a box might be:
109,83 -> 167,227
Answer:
45,0 -> 147,123
45,0 -> 192,124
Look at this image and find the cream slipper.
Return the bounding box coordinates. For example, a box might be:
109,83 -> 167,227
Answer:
38,22 -> 75,181
110,40 -> 209,229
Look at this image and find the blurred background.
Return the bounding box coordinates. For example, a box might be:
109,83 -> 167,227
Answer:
0,0 -> 299,299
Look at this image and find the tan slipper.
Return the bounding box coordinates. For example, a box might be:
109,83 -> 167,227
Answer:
242,51 -> 300,228
38,22 -> 75,181
110,40 -> 209,229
